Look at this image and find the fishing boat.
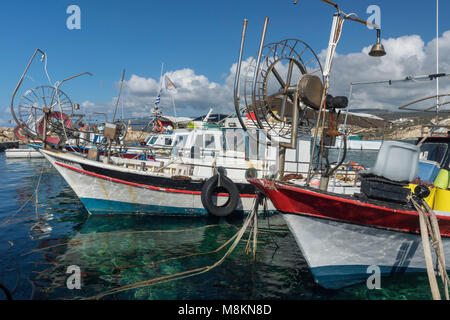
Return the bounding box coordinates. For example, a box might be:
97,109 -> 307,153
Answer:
330,135 -> 382,150
37,117 -> 320,216
249,136 -> 450,289
37,104 -> 364,216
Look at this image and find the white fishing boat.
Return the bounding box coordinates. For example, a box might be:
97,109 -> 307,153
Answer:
38,118 -> 363,216
5,147 -> 44,158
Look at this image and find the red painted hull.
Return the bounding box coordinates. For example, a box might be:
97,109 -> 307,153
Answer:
248,179 -> 450,237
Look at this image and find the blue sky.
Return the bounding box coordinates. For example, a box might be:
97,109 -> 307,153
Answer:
1,0 -> 449,124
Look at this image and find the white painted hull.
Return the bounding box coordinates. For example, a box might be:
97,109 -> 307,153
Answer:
41,149 -> 267,216
282,213 -> 450,289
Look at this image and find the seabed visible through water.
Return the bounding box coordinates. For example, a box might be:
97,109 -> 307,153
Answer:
0,150 -> 440,300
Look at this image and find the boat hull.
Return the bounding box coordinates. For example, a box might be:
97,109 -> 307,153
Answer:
249,179 -> 450,289
41,149 -> 262,216
283,213 -> 450,289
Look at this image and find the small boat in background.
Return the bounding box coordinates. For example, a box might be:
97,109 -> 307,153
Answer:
330,135 -> 383,150
5,146 -> 43,158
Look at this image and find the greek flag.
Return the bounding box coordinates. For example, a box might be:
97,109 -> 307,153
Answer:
154,90 -> 161,105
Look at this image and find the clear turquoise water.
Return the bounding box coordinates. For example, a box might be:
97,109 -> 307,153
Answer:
0,151 -> 439,300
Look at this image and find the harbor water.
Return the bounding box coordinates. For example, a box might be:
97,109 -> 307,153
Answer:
0,150 -> 437,300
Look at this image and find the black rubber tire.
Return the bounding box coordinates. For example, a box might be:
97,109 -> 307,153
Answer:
0,283 -> 12,300
201,174 -> 240,217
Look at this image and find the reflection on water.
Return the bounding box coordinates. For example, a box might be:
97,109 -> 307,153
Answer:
0,153 -> 437,300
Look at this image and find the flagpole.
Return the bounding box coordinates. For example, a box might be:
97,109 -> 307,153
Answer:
159,62 -> 164,92
171,94 -> 177,117
156,63 -> 164,108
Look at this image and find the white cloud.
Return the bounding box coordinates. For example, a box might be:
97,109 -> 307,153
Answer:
81,31 -> 450,119
327,31 -> 450,111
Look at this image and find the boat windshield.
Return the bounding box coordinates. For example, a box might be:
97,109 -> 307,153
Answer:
145,135 -> 153,144
149,136 -> 158,145
419,143 -> 448,165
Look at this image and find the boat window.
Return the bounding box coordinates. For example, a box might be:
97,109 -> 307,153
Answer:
225,129 -> 245,152
173,135 -> 187,148
164,138 -> 172,146
205,134 -> 215,149
248,129 -> 259,159
419,143 -> 448,165
194,134 -> 203,148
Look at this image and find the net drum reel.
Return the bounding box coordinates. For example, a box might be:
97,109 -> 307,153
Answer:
17,85 -> 74,145
234,1 -> 386,184
235,19 -> 324,143
233,18 -> 325,179
10,48 -> 92,148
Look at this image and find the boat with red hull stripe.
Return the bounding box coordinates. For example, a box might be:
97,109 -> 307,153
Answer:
249,179 -> 450,237
248,177 -> 450,289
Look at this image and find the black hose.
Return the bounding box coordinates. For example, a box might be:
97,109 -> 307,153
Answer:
327,134 -> 347,177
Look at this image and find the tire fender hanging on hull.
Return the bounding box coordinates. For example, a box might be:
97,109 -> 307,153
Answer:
201,173 -> 240,217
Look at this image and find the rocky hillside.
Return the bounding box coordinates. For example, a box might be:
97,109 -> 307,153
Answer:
0,127 -> 19,143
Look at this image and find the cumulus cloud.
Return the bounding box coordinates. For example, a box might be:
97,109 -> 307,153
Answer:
327,31 -> 450,111
80,31 -> 450,120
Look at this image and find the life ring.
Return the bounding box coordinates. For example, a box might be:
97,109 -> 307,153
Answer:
201,174 -> 240,217
350,161 -> 364,171
155,120 -> 163,133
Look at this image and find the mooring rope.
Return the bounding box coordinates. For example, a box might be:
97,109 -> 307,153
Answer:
21,224 -> 239,257
84,196 -> 262,300
409,195 -> 450,300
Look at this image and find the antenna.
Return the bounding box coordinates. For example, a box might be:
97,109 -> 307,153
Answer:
436,0 -> 440,119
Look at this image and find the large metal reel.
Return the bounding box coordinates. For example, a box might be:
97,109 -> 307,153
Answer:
242,39 -> 323,140
15,85 -> 74,141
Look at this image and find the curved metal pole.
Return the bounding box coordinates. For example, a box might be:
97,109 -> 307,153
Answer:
49,72 -> 93,110
234,19 -> 248,131
250,17 -> 269,132
10,48 -> 46,127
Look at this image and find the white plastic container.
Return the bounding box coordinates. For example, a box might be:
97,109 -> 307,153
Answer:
364,141 -> 419,182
